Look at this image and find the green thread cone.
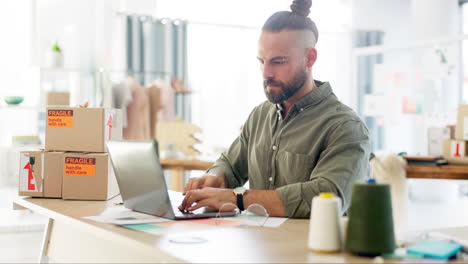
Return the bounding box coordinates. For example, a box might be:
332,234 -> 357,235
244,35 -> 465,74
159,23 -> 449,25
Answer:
345,182 -> 396,255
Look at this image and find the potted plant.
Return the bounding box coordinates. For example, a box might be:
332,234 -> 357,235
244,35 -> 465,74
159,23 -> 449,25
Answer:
44,40 -> 63,68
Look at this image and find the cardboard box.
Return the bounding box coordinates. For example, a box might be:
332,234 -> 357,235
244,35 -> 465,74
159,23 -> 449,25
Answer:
62,153 -> 119,200
456,105 -> 468,140
45,107 -> 122,152
443,140 -> 468,158
18,151 -> 64,198
47,92 -> 70,106
428,127 -> 451,156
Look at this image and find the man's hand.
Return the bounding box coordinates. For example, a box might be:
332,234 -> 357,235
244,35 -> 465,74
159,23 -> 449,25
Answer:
183,173 -> 225,195
178,187 -> 236,212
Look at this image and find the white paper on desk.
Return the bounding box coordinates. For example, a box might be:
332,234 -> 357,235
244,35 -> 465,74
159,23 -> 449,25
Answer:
224,215 -> 288,228
83,206 -> 169,225
83,191 -> 186,225
260,217 -> 288,228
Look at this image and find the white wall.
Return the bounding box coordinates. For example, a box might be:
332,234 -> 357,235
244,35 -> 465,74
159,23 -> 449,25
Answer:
352,0 -> 462,154
411,0 -> 461,154
352,0 -> 412,44
412,0 -> 461,40
0,0 -> 34,99
0,1 -> 37,148
37,0 -> 96,69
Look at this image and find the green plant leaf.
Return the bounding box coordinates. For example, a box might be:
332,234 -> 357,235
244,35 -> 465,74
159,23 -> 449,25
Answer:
52,41 -> 61,52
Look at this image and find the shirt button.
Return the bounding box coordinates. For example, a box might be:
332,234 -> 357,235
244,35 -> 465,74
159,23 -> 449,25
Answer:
269,177 -> 273,182
272,146 -> 277,150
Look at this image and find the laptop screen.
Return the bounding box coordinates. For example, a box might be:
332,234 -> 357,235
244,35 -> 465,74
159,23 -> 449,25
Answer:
107,140 -> 176,219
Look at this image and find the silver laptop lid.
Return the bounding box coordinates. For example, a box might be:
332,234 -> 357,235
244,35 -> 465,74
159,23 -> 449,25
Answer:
107,140 -> 176,219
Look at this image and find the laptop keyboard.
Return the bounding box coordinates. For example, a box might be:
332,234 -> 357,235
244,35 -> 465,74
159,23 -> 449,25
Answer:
173,204 -> 193,215
168,193 -> 196,215
168,190 -> 219,217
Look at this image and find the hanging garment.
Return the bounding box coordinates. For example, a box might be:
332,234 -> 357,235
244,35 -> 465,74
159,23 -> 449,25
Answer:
112,79 -> 133,128
147,82 -> 163,139
156,80 -> 176,122
123,78 -> 151,140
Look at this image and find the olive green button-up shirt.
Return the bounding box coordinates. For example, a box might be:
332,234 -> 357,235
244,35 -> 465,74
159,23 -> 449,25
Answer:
208,80 -> 370,218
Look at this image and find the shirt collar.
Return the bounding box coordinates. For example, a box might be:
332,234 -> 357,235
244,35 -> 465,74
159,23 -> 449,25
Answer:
275,80 -> 333,115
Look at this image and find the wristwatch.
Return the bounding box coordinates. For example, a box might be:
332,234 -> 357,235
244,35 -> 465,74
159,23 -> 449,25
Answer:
233,187 -> 247,211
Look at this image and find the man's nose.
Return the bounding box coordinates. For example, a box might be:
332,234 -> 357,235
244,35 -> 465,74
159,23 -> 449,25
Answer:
262,64 -> 274,80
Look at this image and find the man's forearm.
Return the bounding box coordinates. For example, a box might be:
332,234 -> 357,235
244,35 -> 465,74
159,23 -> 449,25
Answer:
243,190 -> 286,217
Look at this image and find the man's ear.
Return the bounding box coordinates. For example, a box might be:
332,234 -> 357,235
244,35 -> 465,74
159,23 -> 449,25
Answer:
306,48 -> 317,68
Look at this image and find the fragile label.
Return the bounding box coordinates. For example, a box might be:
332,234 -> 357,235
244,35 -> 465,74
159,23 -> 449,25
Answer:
105,110 -> 113,141
19,153 -> 42,192
64,157 -> 96,176
47,110 -> 74,128
451,141 -> 466,157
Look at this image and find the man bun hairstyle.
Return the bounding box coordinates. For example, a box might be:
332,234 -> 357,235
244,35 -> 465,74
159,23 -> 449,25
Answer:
290,0 -> 312,17
262,0 -> 318,44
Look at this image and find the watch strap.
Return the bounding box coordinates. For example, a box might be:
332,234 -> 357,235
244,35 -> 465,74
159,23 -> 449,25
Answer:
236,193 -> 244,211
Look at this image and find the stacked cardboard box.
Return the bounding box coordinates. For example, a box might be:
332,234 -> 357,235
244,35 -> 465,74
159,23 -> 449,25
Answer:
18,151 -> 64,198
428,127 -> 451,156
18,107 -> 122,200
47,91 -> 70,106
443,105 -> 468,158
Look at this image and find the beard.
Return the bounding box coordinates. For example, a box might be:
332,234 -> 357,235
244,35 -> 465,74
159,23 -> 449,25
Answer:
263,68 -> 308,104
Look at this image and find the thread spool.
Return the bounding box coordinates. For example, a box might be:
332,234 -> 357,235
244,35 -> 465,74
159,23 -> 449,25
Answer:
308,192 -> 342,252
345,179 -> 396,256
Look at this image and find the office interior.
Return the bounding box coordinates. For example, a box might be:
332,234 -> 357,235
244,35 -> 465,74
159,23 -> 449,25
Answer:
2,0 -> 468,263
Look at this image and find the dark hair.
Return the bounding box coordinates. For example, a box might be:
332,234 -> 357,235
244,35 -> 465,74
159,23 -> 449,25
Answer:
262,0 -> 318,43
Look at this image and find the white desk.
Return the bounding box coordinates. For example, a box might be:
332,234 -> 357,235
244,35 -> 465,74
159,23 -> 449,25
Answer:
13,196 -> 468,263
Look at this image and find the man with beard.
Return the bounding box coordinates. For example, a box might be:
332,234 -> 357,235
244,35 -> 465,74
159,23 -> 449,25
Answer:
179,0 -> 370,218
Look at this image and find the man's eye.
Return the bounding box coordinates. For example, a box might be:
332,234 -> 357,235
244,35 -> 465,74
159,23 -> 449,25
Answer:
273,60 -> 286,64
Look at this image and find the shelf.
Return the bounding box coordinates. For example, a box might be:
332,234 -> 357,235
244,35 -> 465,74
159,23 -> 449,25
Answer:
0,105 -> 39,111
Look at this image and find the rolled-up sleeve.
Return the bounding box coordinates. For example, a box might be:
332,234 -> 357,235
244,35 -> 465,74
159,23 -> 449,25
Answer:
276,120 -> 370,218
276,177 -> 340,218
207,135 -> 249,189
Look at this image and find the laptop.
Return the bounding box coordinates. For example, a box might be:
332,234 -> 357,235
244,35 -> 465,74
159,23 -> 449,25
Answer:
106,140 -> 236,220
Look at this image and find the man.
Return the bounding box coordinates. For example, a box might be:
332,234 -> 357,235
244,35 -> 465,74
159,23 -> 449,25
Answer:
179,0 -> 370,218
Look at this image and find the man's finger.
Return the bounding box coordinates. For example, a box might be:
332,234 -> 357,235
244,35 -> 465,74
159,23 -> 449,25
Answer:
183,179 -> 193,195
186,178 -> 198,194
183,191 -> 199,210
182,191 -> 200,211
183,177 -> 205,195
180,191 -> 193,210
184,178 -> 198,194
188,200 -> 209,211
184,191 -> 209,211
179,190 -> 189,210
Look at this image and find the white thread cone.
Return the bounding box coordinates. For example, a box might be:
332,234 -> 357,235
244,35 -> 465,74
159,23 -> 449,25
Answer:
308,193 -> 342,252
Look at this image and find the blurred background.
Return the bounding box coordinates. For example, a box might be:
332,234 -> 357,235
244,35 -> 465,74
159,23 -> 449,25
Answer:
1,0 -> 468,262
